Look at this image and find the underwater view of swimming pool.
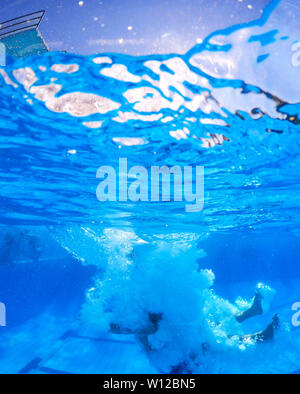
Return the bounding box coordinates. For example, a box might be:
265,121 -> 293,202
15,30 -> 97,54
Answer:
0,0 -> 299,375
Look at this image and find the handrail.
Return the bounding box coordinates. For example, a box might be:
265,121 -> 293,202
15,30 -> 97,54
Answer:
1,17 -> 41,32
0,10 -> 45,39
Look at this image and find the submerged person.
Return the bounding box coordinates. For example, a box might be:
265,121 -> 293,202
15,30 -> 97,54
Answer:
0,230 -> 23,265
110,285 -> 280,375
0,229 -> 43,265
110,312 -> 163,352
27,234 -> 43,263
169,314 -> 280,374
169,290 -> 280,374
233,286 -> 280,343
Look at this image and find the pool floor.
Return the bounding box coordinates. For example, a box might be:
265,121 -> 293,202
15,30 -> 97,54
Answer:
0,257 -> 300,374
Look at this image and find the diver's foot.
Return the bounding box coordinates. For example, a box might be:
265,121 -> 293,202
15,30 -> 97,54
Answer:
236,290 -> 264,323
251,290 -> 264,316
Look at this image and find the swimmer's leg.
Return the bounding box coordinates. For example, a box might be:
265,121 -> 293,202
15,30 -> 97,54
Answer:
110,313 -> 162,337
137,334 -> 153,352
235,290 -> 264,323
239,314 -> 280,344
110,313 -> 163,354
110,324 -> 156,352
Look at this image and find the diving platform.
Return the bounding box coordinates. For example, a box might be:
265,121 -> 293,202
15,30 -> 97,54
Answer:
0,10 -> 49,58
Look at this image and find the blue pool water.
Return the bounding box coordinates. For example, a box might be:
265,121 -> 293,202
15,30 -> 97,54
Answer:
0,0 -> 299,374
